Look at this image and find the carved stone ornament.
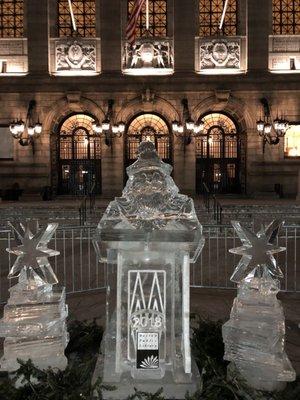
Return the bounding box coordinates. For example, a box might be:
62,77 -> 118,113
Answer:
55,39 -> 96,72
123,39 -> 174,70
200,39 -> 240,69
141,88 -> 155,103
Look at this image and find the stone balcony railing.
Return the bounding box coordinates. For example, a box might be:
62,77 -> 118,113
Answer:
49,37 -> 101,76
269,35 -> 300,73
195,36 -> 247,74
122,37 -> 174,75
0,38 -> 28,75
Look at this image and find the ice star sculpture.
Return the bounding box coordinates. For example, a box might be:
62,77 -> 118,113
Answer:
229,220 -> 285,285
7,222 -> 59,286
222,220 -> 296,391
0,221 -> 69,376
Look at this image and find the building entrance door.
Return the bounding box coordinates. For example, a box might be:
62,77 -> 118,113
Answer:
125,113 -> 172,174
57,114 -> 102,195
195,113 -> 242,194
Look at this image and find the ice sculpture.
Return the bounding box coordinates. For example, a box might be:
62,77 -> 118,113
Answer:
222,220 -> 296,391
93,141 -> 204,399
0,222 -> 69,374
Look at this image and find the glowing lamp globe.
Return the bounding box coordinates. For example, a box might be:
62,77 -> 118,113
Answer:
264,123 -> 272,134
112,125 -> 119,134
27,126 -> 35,136
34,122 -> 42,135
256,119 -> 264,133
118,121 -> 125,133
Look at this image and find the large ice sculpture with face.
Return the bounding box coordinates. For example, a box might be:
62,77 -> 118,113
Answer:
93,141 -> 204,399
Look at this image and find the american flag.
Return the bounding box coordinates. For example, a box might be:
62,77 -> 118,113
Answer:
126,0 -> 146,45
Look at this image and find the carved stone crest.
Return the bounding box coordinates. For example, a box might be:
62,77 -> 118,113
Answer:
55,39 -> 96,72
200,39 -> 240,69
123,39 -> 174,73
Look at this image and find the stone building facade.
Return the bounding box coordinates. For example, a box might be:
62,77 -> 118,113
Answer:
0,0 -> 299,198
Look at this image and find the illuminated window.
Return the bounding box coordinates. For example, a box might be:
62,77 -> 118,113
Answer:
58,0 -> 96,37
126,113 -> 170,162
195,113 -> 237,158
284,125 -> 300,157
59,114 -> 101,160
199,0 -> 237,37
128,113 -> 168,135
273,1 -> 300,34
0,0 -> 24,38
127,0 -> 167,38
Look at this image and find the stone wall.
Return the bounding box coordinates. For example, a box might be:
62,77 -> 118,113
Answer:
0,0 -> 299,198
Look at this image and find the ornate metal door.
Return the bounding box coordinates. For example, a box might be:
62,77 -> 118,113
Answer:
57,114 -> 102,195
195,113 -> 242,194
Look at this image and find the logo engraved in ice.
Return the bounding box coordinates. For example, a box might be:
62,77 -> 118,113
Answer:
140,355 -> 159,369
128,270 -> 166,358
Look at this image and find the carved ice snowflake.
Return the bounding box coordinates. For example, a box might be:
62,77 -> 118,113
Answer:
229,220 -> 285,283
7,222 -> 60,286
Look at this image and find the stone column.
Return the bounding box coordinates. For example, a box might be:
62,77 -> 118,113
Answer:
27,0 -> 49,75
247,0 -> 271,72
296,169 -> 300,201
100,0 -> 121,73
174,0 -> 196,72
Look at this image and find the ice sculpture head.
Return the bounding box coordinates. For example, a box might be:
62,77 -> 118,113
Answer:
109,140 -> 198,231
126,141 -> 173,177
95,141 -> 204,261
123,141 -> 177,218
229,220 -> 285,292
6,222 -> 60,288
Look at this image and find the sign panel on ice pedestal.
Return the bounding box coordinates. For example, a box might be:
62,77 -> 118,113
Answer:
128,270 -> 166,378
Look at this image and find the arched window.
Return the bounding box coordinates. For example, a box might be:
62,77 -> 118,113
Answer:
199,0 -> 237,37
57,114 -> 101,195
127,0 -> 167,38
58,0 -> 96,37
273,0 -> 300,34
0,0 -> 24,38
125,113 -> 171,169
284,125 -> 300,157
195,113 -> 242,194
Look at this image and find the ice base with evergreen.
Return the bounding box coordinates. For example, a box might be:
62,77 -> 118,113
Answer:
93,141 -> 204,399
0,222 -> 69,374
222,221 -> 296,391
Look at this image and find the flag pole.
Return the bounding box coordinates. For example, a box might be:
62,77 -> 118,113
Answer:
219,0 -> 229,31
68,0 -> 77,31
146,0 -> 149,30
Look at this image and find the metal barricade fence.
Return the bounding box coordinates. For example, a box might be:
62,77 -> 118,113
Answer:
0,224 -> 299,304
0,225 -> 105,304
193,224 -> 299,292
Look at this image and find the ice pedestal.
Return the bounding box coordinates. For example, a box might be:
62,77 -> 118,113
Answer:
93,141 -> 204,399
0,276 -> 68,372
222,221 -> 296,391
0,222 -> 69,374
223,279 -> 295,391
